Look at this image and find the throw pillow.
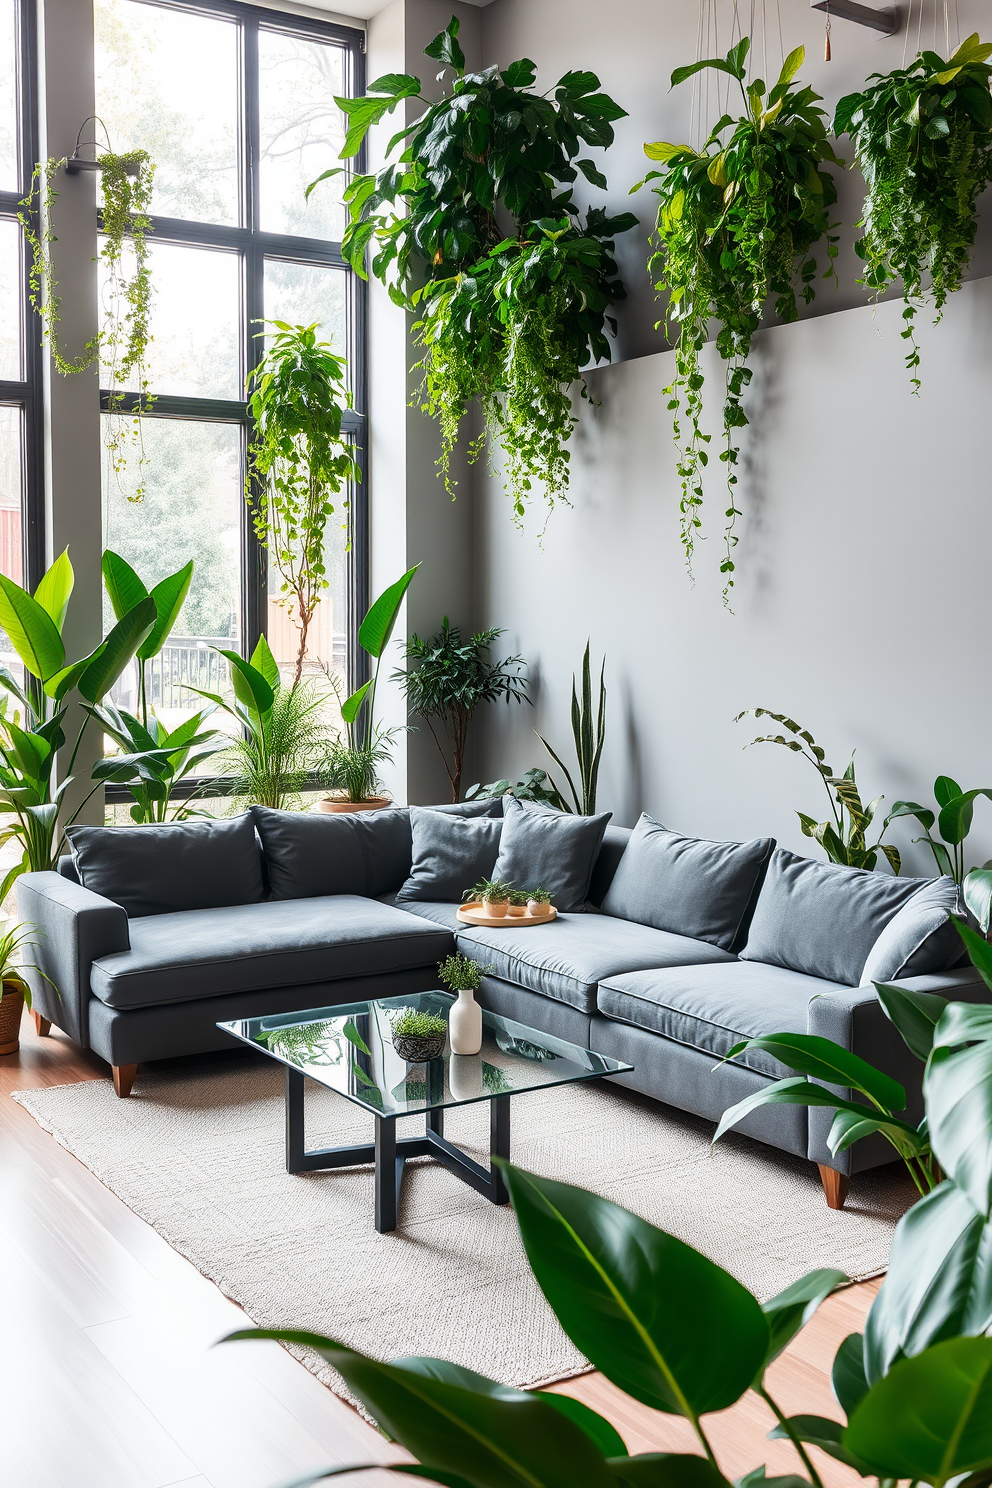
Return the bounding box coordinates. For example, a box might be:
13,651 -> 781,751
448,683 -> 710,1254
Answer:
491,796 -> 611,912
394,807 -> 503,904
860,876 -> 962,984
601,814 -> 775,950
739,847 -> 932,987
67,813 -> 265,919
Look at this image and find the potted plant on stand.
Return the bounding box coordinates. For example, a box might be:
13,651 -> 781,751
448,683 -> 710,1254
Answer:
316,566 -> 419,814
0,922 -> 54,1055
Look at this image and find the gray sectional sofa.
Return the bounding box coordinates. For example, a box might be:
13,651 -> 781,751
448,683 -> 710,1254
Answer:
18,799 -> 988,1209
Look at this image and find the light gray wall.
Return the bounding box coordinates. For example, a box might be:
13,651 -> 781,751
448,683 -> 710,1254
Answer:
468,0 -> 992,871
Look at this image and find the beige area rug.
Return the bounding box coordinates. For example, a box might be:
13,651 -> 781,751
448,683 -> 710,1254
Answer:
13,1058 -> 913,1396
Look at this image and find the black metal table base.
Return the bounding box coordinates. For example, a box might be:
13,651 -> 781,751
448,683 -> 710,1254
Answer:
284,1066 -> 511,1232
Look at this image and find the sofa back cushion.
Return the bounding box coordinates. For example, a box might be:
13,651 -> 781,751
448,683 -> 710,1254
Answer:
491,797 -> 611,912
739,847 -> 933,986
394,808 -> 503,904
601,814 -> 775,950
588,824 -> 633,907
253,799 -> 499,900
67,813 -> 265,918
860,876 -> 962,984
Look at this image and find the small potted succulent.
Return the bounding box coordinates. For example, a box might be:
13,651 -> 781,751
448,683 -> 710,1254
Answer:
438,952 -> 493,1056
507,889 -> 529,918
525,886 -> 554,916
463,877 -> 515,918
390,1007 -> 448,1063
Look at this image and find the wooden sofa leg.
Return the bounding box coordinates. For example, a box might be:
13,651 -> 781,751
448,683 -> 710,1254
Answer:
112,1064 -> 138,1099
818,1163 -> 849,1210
31,1011 -> 51,1037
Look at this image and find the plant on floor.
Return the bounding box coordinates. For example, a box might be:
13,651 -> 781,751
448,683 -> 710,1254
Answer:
438,953 -> 489,994
537,641 -> 606,815
394,618 -> 528,803
19,130 -> 156,496
636,40 -> 841,601
313,16 -> 636,519
834,35 -> 992,391
0,550 -> 156,895
736,708 -> 901,873
883,774 -> 992,885
465,766 -> 569,811
245,322 -> 361,686
320,567 -> 418,805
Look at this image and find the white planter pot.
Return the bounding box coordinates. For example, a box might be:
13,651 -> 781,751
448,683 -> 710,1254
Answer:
448,1053 -> 484,1100
449,986 -> 483,1055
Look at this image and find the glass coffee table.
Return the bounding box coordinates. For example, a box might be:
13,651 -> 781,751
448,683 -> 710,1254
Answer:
219,991 -> 633,1233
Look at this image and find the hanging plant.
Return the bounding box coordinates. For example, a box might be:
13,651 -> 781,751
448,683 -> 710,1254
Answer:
834,33 -> 992,392
310,16 -> 636,522
19,122 -> 155,499
637,39 -> 841,602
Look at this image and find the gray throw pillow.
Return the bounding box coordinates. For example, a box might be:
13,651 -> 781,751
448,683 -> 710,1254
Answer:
740,847 -> 933,986
601,814 -> 775,950
394,807 -> 503,904
67,813 -> 265,919
860,876 -> 962,985
491,797 -> 611,913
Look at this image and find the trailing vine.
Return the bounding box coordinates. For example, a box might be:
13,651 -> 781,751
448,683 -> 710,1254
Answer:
637,39 -> 841,603
834,33 -> 992,392
20,129 -> 155,499
311,16 -> 635,522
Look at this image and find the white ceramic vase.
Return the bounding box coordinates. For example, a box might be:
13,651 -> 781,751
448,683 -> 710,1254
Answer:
449,987 -> 483,1055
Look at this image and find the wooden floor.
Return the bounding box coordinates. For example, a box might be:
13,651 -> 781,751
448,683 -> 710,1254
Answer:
2,1012 -> 878,1488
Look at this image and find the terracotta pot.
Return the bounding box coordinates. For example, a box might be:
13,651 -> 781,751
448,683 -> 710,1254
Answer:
0,977 -> 26,1056
313,795 -> 392,815
527,899 -> 545,915
507,905 -> 527,917
482,897 -> 509,918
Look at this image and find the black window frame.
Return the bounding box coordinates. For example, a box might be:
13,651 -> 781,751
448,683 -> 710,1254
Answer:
95,0 -> 368,799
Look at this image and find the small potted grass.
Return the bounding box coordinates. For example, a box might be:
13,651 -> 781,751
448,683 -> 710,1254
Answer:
525,887 -> 554,916
507,889 -> 529,918
390,1007 -> 447,1062
463,877 -> 514,918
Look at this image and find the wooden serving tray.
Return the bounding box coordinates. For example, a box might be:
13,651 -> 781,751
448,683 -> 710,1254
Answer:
457,902 -> 557,928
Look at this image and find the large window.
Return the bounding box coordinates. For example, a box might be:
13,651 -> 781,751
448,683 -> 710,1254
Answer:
93,0 -> 365,749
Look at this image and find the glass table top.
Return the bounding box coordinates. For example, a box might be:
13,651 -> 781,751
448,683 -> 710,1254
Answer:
219,991 -> 633,1118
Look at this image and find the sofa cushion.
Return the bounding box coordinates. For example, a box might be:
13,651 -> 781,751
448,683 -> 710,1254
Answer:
450,910 -> 735,1013
860,876 -> 962,984
89,895 -> 454,1009
596,961 -> 848,1078
739,848 -> 931,987
68,813 -> 265,919
601,814 -> 775,950
394,808 -> 503,905
588,824 -> 632,907
253,799 -> 500,900
492,797 -> 611,912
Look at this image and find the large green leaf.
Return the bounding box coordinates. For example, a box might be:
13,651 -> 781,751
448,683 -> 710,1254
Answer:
358,565 -> 419,660
249,633 -> 281,692
939,790 -> 992,848
722,1033 -> 906,1110
224,1328 -> 615,1488
965,868 -> 992,935
874,981 -> 950,1062
925,1037 -> 992,1215
714,1078 -> 918,1145
845,1336 -> 992,1484
0,574 -> 66,681
77,598 -> 157,704
766,1414 -> 868,1474
138,561 -> 193,660
831,1332 -> 869,1419
217,649 -> 275,718
952,917 -> 992,994
341,678 -> 372,726
33,550 -> 73,632
864,1180 -> 992,1384
101,549 -> 148,621
933,1000 -> 992,1049
499,1164 -> 769,1418
759,1269 -> 848,1372
608,1456 -> 731,1488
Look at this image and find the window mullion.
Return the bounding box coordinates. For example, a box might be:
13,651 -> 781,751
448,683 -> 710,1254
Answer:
241,9 -> 265,658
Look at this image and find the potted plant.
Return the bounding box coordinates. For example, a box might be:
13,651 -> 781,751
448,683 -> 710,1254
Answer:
315,566 -> 418,814
507,890 -> 529,918
0,922 -> 52,1056
438,952 -> 492,1056
463,878 -> 514,919
525,887 -> 554,916
389,1007 -> 447,1063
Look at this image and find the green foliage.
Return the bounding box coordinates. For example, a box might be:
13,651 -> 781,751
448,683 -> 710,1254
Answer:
102,550 -> 193,728
463,878 -> 515,904
885,775 -> 992,884
20,143 -> 156,497
390,1008 -> 447,1040
320,732 -> 395,805
245,322 -> 360,684
89,702 -> 226,823
395,618 -> 527,802
525,887 -> 554,905
0,920 -> 58,1009
736,708 -> 901,872
438,953 -> 491,993
465,767 -> 568,812
537,641 -> 606,815
638,40 -> 841,602
835,34 -> 992,390
317,17 -> 635,520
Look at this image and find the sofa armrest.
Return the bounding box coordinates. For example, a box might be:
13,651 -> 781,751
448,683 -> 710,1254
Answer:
17,871 -> 130,1049
805,967 -> 990,1173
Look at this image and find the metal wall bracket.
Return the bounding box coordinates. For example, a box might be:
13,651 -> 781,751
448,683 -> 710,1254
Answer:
810,0 -> 900,36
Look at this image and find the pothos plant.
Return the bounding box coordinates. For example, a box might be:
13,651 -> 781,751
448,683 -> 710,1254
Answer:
19,127 -> 155,498
311,16 -> 636,522
637,40 -> 841,603
834,33 -> 992,392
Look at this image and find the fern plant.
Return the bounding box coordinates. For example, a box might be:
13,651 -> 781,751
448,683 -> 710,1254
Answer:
834,33 -> 992,391
637,40 -> 841,602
